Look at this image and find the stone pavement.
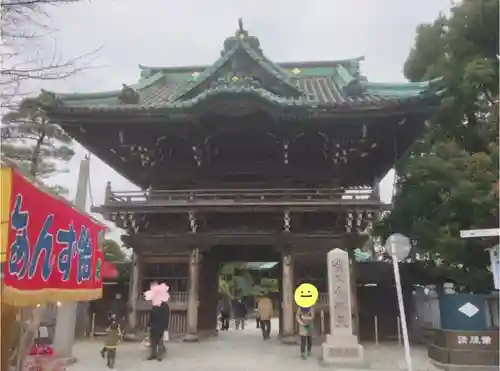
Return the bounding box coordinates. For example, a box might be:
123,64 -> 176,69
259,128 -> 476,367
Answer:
70,319 -> 438,371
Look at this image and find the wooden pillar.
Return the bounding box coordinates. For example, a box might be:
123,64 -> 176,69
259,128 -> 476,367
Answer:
281,250 -> 296,343
127,251 -> 142,334
278,264 -> 283,337
1,304 -> 19,371
185,247 -> 200,342
197,250 -> 218,336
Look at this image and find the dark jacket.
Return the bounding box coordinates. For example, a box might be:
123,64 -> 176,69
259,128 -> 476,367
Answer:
109,298 -> 126,319
148,302 -> 170,337
232,300 -> 247,318
104,321 -> 121,348
218,297 -> 231,313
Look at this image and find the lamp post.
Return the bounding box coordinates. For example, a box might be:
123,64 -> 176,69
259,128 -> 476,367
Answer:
385,233 -> 413,371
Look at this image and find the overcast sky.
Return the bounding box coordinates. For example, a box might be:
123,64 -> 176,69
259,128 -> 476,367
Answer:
37,0 -> 452,242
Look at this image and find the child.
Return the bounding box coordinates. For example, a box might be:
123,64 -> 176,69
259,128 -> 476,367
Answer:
100,320 -> 121,368
99,313 -> 115,360
296,306 -> 314,359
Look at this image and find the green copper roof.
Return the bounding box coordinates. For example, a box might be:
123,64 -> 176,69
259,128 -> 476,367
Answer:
38,24 -> 442,115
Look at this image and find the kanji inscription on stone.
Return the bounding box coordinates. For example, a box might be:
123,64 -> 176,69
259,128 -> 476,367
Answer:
327,249 -> 352,331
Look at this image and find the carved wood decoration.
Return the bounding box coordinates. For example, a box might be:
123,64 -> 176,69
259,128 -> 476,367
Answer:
188,211 -> 198,233
345,210 -> 354,233
284,210 -> 291,232
283,139 -> 289,165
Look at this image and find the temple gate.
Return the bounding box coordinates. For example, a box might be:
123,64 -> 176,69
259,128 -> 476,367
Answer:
34,22 -> 441,342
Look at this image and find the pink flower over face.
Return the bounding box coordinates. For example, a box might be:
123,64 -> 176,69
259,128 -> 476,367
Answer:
144,282 -> 170,306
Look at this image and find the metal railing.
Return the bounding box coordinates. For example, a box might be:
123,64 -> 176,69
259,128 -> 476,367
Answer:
105,187 -> 376,205
138,311 -> 187,336
318,293 -> 329,306
170,291 -> 188,303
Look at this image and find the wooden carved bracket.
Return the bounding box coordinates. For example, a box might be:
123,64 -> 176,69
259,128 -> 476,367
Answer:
188,211 -> 198,233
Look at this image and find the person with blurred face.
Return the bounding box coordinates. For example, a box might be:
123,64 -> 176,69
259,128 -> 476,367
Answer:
257,292 -> 273,340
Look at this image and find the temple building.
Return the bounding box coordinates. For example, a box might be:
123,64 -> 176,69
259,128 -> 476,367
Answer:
36,22 -> 441,342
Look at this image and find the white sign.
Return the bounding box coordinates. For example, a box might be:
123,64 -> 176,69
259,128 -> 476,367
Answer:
460,228 -> 500,239
457,335 -> 492,346
385,233 -> 412,261
488,246 -> 500,290
457,302 -> 479,318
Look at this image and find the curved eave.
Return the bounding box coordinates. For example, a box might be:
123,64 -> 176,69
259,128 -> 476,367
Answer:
41,72 -> 167,105
363,77 -> 443,98
42,87 -> 441,117
169,44 -> 239,101
238,42 -> 302,95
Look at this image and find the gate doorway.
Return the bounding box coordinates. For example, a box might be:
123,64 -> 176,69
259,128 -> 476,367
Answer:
198,245 -> 282,338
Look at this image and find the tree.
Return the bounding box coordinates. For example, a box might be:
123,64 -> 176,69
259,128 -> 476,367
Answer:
1,0 -> 102,196
1,0 -> 98,106
1,99 -> 75,191
103,239 -> 127,263
102,239 -> 130,281
374,0 -> 499,293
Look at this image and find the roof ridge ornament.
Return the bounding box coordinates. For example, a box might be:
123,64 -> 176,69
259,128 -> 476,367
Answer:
235,18 -> 248,39
118,84 -> 140,104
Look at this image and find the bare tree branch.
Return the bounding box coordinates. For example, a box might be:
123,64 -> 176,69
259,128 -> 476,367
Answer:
1,0 -> 101,106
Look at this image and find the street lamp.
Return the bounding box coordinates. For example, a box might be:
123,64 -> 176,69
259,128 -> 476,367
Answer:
385,233 -> 413,371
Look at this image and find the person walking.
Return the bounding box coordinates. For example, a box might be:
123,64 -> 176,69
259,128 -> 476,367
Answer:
233,299 -> 247,330
100,319 -> 122,368
147,301 -> 169,361
256,292 -> 273,340
296,306 -> 315,359
100,312 -> 116,359
218,296 -> 231,331
109,293 -> 126,335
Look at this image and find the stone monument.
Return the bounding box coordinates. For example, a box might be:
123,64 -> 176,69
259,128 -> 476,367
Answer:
321,248 -> 365,365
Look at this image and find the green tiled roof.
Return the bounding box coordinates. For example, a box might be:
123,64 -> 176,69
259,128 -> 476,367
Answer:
39,25 -> 442,114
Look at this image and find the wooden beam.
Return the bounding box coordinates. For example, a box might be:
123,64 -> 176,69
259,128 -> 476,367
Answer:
93,200 -> 385,215
141,256 -> 189,263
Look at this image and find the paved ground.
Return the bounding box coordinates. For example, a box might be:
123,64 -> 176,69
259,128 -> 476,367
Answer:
70,319 -> 438,371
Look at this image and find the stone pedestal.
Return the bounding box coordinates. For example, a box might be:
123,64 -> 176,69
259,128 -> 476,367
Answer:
321,248 -> 365,366
321,333 -> 365,365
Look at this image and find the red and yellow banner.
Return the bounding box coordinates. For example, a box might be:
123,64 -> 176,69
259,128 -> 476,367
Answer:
1,165 -> 104,306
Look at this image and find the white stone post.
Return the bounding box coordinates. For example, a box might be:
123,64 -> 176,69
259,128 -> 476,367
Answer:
321,248 -> 364,365
184,247 -> 200,342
